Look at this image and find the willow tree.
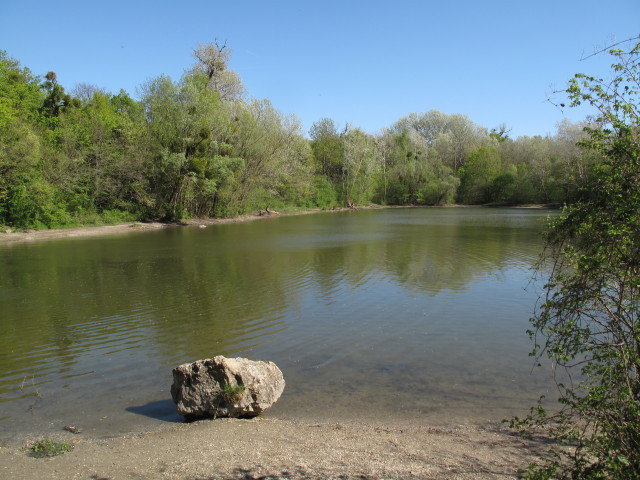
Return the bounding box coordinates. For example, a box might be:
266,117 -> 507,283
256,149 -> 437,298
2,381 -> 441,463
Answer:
140,72 -> 237,219
376,128 -> 458,205
341,126 -> 379,205
221,98 -> 312,214
309,117 -> 344,181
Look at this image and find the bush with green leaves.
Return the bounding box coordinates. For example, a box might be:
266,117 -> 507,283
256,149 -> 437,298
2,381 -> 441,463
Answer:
514,37 -> 640,479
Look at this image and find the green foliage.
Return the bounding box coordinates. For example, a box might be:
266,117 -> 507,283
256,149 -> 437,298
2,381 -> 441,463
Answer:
310,118 -> 344,180
416,162 -> 459,205
391,110 -> 485,170
489,172 -> 516,203
309,175 -> 338,208
515,37 -> 640,479
0,51 -> 43,128
0,44 -> 615,228
341,126 -> 380,204
7,180 -> 71,228
373,128 -> 460,206
40,71 -> 79,118
489,124 -> 511,143
28,438 -> 74,458
457,147 -> 502,204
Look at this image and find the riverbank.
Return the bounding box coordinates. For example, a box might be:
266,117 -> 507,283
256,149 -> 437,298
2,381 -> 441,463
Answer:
0,417 -> 549,479
0,206 -> 391,245
0,204 -> 553,245
0,207 -> 369,244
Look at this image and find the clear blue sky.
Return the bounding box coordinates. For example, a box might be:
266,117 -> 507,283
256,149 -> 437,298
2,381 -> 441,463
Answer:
1,0 -> 638,138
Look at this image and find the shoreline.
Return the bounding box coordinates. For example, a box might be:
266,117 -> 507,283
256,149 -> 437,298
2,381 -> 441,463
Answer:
0,417 -> 549,479
0,204 -> 554,245
0,207 -> 364,245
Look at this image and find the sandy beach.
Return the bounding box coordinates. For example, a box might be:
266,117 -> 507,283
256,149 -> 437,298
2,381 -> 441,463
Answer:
0,417 -> 550,480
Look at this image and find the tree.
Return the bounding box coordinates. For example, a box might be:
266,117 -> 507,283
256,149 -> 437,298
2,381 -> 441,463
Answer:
309,117 -> 343,180
192,41 -> 244,102
514,37 -> 640,479
224,98 -> 312,213
489,123 -> 512,142
546,119 -> 593,202
140,73 -> 224,219
374,128 -> 458,205
441,113 -> 486,170
0,51 -> 64,228
392,111 -> 486,170
392,110 -> 450,146
0,51 -> 42,128
341,126 -> 379,204
40,71 -> 78,118
52,89 -> 151,217
457,146 -> 502,203
71,83 -> 108,105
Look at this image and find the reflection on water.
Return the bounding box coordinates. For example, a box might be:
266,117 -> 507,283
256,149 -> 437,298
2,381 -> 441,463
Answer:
0,207 -> 556,439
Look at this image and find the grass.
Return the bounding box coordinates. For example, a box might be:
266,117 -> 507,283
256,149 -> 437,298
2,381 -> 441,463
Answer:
221,384 -> 246,404
28,439 -> 74,458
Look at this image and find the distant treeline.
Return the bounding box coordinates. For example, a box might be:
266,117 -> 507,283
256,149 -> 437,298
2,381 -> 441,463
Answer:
0,44 -> 599,229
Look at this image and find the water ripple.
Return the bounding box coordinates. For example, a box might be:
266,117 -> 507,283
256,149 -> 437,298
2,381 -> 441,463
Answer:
0,208 -> 557,438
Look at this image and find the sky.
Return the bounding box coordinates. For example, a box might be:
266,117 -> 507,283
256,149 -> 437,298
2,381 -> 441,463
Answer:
1,0 -> 638,139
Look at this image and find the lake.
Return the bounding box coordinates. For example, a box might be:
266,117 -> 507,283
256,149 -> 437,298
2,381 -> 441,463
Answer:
0,207 -> 557,440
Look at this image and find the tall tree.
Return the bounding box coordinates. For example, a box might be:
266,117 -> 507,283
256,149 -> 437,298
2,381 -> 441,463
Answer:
140,73 -> 224,218
309,117 -> 343,180
375,129 -> 457,205
341,126 -> 379,204
0,51 -> 60,228
392,110 -> 449,146
52,89 -> 151,216
457,146 -> 502,203
192,41 -> 244,102
224,98 -> 312,214
391,110 -> 486,170
40,71 -> 78,119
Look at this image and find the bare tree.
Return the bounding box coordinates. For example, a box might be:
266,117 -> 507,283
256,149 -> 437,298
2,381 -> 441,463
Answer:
193,40 -> 244,102
71,83 -> 107,105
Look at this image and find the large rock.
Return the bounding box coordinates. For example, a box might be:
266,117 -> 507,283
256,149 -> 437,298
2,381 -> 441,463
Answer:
170,356 -> 285,420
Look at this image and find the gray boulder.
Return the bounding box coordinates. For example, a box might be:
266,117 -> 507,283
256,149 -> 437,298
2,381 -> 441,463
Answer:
170,356 -> 285,420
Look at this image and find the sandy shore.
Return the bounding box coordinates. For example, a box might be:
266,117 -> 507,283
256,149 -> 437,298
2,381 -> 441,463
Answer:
0,418 -> 550,479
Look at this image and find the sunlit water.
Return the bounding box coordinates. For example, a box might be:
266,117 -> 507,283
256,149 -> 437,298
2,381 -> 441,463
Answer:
0,207 -> 557,440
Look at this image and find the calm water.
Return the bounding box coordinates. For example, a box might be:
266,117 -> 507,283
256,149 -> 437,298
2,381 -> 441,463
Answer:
0,207 -> 557,440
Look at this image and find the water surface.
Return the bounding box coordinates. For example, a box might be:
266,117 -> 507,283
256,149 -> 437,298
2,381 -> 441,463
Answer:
0,207 -> 556,439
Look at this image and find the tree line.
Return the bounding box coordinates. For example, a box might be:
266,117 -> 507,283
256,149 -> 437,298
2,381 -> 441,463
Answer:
0,42 -> 598,229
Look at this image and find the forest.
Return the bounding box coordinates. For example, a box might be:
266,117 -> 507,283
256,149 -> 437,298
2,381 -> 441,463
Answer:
0,43 -> 599,229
